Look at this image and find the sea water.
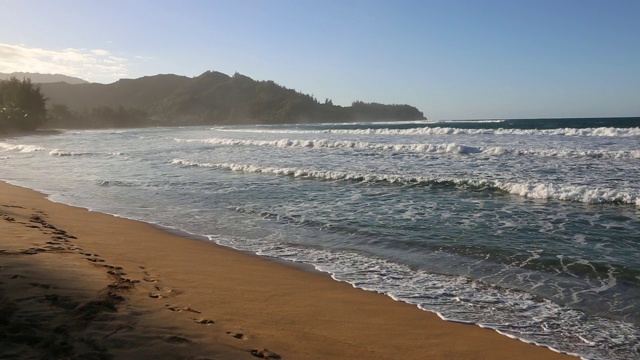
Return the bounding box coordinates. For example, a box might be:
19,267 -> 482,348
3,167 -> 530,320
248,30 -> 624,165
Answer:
1,117 -> 639,359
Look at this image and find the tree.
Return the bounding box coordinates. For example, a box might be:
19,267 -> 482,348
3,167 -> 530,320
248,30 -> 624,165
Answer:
48,104 -> 80,128
0,77 -> 48,132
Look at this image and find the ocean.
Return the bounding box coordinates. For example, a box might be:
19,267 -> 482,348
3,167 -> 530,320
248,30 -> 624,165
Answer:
1,117 -> 639,359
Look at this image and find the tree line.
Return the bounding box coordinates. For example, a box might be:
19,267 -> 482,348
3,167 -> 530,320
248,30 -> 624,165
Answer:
0,77 -> 47,132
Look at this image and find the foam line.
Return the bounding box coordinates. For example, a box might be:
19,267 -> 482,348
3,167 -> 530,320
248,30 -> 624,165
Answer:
212,126 -> 640,137
171,159 -> 640,205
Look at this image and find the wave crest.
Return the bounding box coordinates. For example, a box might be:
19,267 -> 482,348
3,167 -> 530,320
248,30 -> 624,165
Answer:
214,126 -> 640,137
171,159 -> 639,205
49,149 -> 92,156
176,137 -> 640,159
0,142 -> 46,153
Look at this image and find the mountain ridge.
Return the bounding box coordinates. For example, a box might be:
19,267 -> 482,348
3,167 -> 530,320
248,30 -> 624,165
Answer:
34,71 -> 426,128
0,72 -> 88,84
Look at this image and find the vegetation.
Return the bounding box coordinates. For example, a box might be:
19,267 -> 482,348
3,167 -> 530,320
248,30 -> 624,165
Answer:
40,71 -> 426,128
47,104 -> 149,129
0,77 -> 48,132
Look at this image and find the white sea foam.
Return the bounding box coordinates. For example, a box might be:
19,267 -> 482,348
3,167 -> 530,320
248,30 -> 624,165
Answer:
0,142 -> 46,153
444,119 -> 506,123
176,137 -> 483,154
483,147 -> 640,159
176,137 -> 640,159
214,126 -> 640,137
49,149 -> 91,156
171,159 -> 640,205
499,182 -> 640,205
2,124 -> 638,360
207,232 -> 633,359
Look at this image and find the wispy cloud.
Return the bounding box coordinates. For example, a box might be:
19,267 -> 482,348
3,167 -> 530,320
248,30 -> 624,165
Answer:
0,43 -> 129,83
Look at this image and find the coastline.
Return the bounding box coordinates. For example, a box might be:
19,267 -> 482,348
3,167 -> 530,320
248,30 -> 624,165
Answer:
0,181 -> 577,359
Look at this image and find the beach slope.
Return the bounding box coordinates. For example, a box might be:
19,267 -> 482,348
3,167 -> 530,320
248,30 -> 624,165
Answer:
0,181 -> 575,359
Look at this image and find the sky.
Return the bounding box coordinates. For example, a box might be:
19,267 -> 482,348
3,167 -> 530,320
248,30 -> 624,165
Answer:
1,0 -> 639,120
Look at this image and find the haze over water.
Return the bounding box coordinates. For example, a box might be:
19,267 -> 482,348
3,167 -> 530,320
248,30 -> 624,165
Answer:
2,117 -> 640,359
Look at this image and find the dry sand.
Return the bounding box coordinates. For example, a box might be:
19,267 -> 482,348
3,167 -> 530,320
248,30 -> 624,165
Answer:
0,181 -> 576,359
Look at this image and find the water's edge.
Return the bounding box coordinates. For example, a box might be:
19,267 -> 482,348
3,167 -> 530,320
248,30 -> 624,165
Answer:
0,178 -> 583,359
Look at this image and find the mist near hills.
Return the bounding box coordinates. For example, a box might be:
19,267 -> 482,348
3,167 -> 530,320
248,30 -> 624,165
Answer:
0,72 -> 88,85
33,71 -> 426,128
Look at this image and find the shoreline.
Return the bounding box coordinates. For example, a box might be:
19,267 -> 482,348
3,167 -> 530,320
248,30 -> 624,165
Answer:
0,180 -> 578,359
0,128 -> 64,138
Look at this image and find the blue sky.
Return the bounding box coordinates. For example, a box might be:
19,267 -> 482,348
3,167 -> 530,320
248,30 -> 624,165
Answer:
1,0 -> 638,120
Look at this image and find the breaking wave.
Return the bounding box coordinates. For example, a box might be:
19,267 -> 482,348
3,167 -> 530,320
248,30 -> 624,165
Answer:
0,142 -> 46,153
214,126 -> 640,137
171,159 -> 640,205
49,149 -> 92,156
209,234 -> 636,360
176,137 -> 640,160
48,150 -> 124,157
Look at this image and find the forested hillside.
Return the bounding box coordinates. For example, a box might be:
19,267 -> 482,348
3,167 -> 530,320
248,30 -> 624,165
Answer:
40,71 -> 426,128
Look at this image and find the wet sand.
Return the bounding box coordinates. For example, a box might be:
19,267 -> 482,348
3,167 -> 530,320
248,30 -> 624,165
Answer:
0,181 -> 576,359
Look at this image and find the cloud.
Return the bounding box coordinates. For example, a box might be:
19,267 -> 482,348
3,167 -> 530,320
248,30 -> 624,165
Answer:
91,49 -> 110,56
0,43 -> 129,83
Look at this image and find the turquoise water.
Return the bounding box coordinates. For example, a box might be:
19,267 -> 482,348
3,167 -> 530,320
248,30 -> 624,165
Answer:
2,117 -> 639,359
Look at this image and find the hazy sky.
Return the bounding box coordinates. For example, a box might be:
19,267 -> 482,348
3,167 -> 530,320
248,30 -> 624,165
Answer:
1,0 -> 639,120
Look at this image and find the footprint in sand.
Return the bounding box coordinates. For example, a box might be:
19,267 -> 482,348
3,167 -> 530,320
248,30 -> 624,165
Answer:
166,305 -> 201,314
103,265 -> 127,276
107,270 -> 127,276
108,282 -> 133,291
250,348 -> 281,359
154,285 -> 183,297
226,331 -> 247,340
193,318 -> 215,325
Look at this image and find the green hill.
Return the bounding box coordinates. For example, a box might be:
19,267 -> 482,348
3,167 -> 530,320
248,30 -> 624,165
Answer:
40,71 -> 426,128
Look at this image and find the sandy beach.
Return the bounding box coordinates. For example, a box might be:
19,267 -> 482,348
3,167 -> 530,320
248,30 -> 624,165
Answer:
0,181 -> 576,359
